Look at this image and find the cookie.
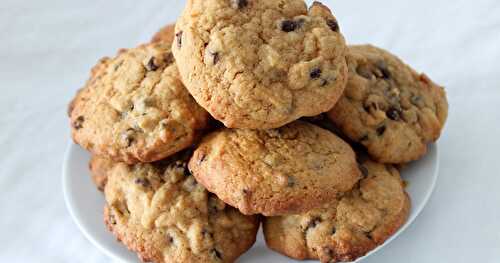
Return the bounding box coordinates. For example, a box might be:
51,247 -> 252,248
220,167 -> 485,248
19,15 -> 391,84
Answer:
151,23 -> 176,43
327,45 -> 448,163
263,159 -> 410,262
103,150 -> 260,263
188,121 -> 361,216
173,0 -> 348,129
68,41 -> 209,164
89,155 -> 114,191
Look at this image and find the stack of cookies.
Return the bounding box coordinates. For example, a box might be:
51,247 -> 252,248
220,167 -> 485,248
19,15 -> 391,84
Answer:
68,0 -> 448,262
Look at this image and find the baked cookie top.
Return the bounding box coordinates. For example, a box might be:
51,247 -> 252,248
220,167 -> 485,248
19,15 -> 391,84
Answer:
103,151 -> 259,263
68,42 -> 209,164
263,159 -> 410,262
151,23 -> 176,44
188,121 -> 361,216
327,45 -> 448,163
173,0 -> 348,129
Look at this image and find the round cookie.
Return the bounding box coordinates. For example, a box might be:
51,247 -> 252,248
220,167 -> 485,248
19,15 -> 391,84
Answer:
103,150 -> 260,263
89,155 -> 114,191
173,0 -> 348,129
188,121 -> 361,216
327,45 -> 448,163
68,41 -> 209,164
263,159 -> 410,263
151,23 -> 176,43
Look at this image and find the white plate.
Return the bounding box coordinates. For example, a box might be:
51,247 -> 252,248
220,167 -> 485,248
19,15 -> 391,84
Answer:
63,142 -> 439,263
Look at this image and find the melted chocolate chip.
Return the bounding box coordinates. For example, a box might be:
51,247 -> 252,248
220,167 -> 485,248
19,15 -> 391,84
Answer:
386,107 -> 401,121
73,116 -> 84,130
211,248 -> 222,260
305,217 -> 322,231
326,19 -> 339,32
281,20 -> 298,32
231,0 -> 248,9
134,177 -> 150,187
376,125 -> 386,136
310,68 -> 322,79
145,57 -> 158,71
175,31 -> 183,48
358,164 -> 369,177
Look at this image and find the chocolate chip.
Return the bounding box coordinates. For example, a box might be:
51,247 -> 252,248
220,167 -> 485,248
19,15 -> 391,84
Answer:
231,0 -> 248,9
287,176 -> 295,187
122,128 -> 136,147
175,31 -> 183,48
211,248 -> 222,260
310,68 -> 322,79
305,217 -> 322,231
183,167 -> 191,177
164,52 -> 174,65
386,107 -> 401,121
281,20 -> 298,32
145,57 -> 158,71
358,164 -> 369,177
326,19 -> 339,32
331,227 -> 336,234
73,116 -> 84,130
210,51 -> 219,65
376,125 -> 386,136
166,234 -> 174,243
376,60 -> 391,79
134,177 -> 150,187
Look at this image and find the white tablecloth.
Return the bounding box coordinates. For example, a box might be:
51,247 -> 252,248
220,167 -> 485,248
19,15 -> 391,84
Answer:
1,0 -> 499,262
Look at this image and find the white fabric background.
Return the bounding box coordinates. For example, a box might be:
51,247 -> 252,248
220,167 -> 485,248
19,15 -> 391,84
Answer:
1,0 -> 499,262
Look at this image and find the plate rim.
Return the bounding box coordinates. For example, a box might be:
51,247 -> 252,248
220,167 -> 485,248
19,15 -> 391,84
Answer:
62,142 -> 439,263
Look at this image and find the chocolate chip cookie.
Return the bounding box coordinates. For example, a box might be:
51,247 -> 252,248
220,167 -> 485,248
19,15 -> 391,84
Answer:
103,150 -> 260,263
188,121 -> 361,216
327,45 -> 448,163
263,159 -> 410,262
68,41 -> 209,164
151,23 -> 176,44
89,155 -> 114,191
173,0 -> 348,129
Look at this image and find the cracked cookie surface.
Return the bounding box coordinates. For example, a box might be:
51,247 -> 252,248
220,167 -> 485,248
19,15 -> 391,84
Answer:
263,159 -> 410,262
327,45 -> 448,163
173,0 -> 348,129
188,121 -> 361,216
68,41 -> 209,164
103,150 -> 259,263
